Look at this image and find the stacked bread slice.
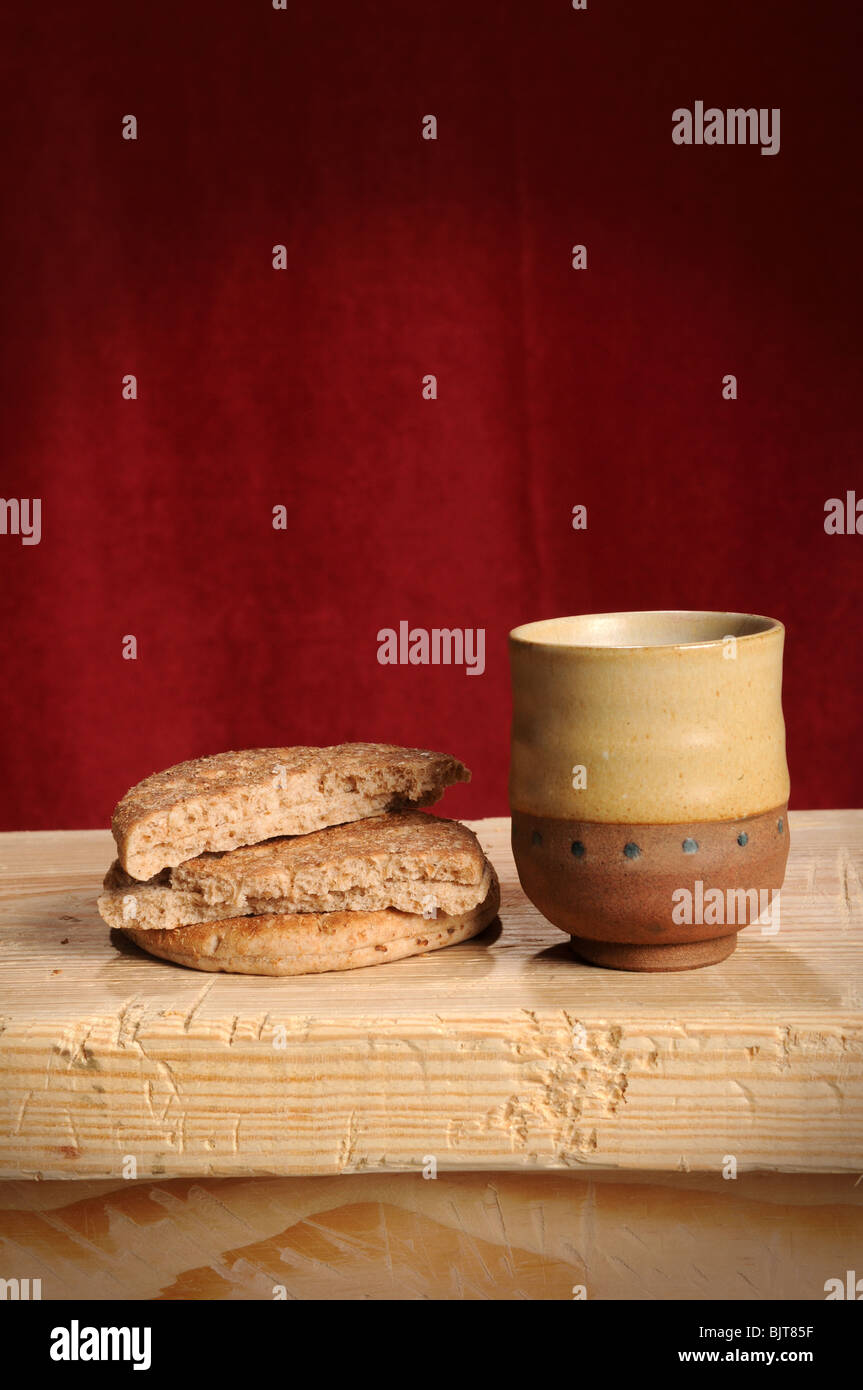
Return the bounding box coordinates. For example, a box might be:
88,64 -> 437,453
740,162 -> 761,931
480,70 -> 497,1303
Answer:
98,743 -> 499,975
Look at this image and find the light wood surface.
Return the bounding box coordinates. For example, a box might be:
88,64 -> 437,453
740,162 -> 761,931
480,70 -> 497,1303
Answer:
0,814 -> 861,1179
0,1169 -> 860,1301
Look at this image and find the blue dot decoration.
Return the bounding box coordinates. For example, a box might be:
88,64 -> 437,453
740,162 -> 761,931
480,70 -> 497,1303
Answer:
571,840 -> 586,859
623,842 -> 641,860
737,832 -> 748,847
777,818 -> 784,834
531,829 -> 542,847
682,838 -> 699,854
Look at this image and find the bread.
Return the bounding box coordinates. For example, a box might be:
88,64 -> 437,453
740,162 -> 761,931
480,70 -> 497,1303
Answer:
112,744 -> 470,879
121,869 -> 500,975
98,863 -> 244,932
98,812 -> 492,929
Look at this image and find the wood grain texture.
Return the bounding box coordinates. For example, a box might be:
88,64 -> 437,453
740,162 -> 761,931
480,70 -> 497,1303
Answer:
0,1170 -> 860,1301
0,814 -> 861,1179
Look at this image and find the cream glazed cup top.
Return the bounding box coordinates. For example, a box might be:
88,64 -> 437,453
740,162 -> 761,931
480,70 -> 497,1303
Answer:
509,611 -> 790,824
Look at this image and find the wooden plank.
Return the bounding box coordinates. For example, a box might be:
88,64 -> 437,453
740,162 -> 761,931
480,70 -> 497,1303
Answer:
0,813 -> 861,1179
0,1169 -> 860,1301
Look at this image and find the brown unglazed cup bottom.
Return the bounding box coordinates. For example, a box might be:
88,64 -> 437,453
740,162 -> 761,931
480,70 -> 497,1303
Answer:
569,934 -> 738,972
511,805 -> 790,972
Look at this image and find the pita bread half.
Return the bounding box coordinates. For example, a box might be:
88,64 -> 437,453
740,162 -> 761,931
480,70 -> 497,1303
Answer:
121,869 -> 500,976
112,744 -> 470,879
99,811 -> 490,930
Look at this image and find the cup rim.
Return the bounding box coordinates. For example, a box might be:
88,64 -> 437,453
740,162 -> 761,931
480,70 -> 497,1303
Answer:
509,610 -> 784,652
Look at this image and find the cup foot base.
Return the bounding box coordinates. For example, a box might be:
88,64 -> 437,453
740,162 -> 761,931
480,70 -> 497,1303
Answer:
569,934 -> 737,972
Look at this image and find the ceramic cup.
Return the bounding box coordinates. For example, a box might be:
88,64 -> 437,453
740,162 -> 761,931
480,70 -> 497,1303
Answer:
509,612 -> 790,971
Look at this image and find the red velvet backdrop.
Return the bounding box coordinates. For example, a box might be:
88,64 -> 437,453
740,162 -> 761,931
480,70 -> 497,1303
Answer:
0,0 -> 860,830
